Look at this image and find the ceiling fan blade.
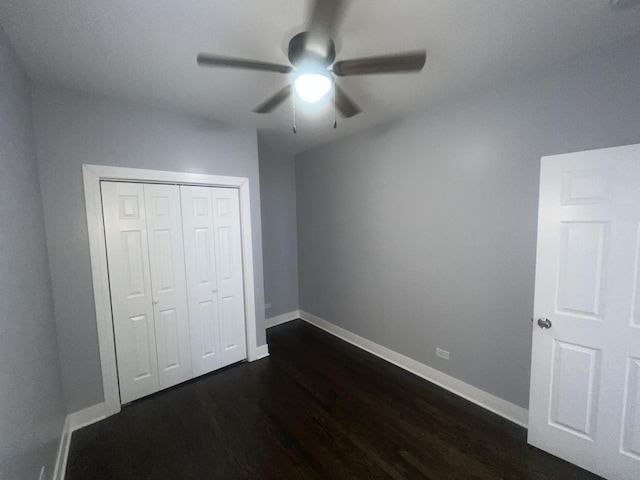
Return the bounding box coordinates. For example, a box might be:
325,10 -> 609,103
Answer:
305,0 -> 348,57
335,84 -> 361,118
197,53 -> 293,74
333,50 -> 426,77
252,85 -> 292,113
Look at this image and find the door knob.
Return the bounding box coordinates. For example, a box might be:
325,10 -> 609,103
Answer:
537,318 -> 552,329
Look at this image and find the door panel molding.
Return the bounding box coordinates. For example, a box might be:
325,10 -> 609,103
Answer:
83,164 -> 262,417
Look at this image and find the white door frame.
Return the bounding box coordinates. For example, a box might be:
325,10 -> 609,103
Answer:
83,164 -> 264,417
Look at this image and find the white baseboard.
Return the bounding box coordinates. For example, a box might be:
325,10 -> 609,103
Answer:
53,402 -> 108,480
69,402 -> 108,432
299,310 -> 529,428
251,343 -> 270,361
266,310 -> 300,329
53,416 -> 71,480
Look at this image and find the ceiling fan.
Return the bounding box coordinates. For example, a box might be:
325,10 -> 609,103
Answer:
196,0 -> 426,127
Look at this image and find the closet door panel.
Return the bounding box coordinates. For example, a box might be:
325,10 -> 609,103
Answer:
144,184 -> 192,389
212,188 -> 247,366
101,182 -> 159,403
180,186 -> 222,376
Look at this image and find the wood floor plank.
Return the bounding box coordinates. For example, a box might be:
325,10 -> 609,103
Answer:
65,320 -> 603,480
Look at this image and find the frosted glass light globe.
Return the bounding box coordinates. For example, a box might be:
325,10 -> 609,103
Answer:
293,62 -> 332,103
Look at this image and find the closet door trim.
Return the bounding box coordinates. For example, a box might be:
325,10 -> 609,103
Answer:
83,164 -> 264,418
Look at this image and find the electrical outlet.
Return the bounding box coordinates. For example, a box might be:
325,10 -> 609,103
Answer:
39,466 -> 45,480
436,348 -> 450,360
264,303 -> 271,310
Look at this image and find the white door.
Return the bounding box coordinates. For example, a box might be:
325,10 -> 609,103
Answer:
181,186 -> 247,373
211,187 -> 247,366
180,186 -> 223,376
143,184 -> 192,389
101,182 -> 159,403
528,144 -> 640,480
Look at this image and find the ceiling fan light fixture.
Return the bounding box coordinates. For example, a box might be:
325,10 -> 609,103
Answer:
293,61 -> 333,103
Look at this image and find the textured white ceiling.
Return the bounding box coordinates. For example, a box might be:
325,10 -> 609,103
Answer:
1,0 -> 640,153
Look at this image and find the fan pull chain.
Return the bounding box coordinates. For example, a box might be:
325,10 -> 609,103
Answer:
333,83 -> 337,129
292,90 -> 297,134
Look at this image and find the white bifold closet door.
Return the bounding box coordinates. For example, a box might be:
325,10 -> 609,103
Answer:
102,181 -> 247,404
102,182 -> 192,403
181,186 -> 247,375
143,184 -> 192,388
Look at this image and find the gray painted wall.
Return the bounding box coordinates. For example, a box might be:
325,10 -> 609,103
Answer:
258,133 -> 299,318
296,34 -> 640,409
0,27 -> 66,479
32,85 -> 266,412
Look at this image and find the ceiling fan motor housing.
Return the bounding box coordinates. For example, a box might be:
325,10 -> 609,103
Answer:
288,32 -> 336,67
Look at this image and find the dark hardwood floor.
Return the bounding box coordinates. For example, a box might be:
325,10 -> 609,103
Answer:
66,320 -> 602,479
